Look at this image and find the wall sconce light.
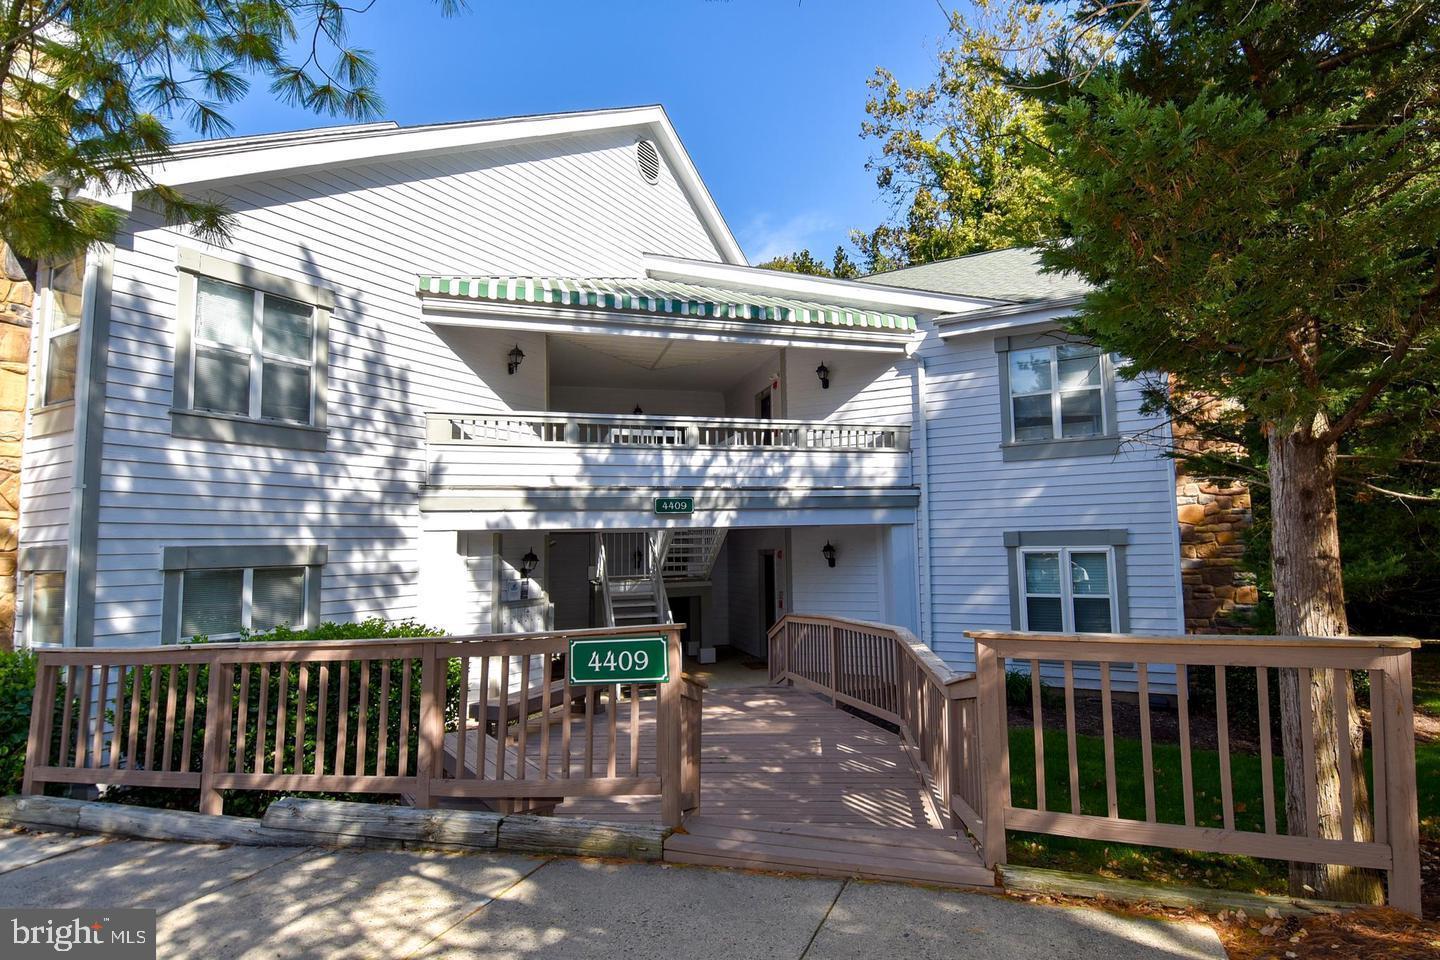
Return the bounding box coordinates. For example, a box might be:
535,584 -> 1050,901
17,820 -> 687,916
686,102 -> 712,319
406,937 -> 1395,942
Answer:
822,541 -> 837,568
507,344 -> 526,375
633,405 -> 644,415
520,549 -> 539,577
816,362 -> 830,390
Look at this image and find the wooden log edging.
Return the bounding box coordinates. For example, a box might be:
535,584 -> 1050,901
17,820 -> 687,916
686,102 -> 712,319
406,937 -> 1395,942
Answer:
1000,864 -> 1360,918
0,796 -> 671,861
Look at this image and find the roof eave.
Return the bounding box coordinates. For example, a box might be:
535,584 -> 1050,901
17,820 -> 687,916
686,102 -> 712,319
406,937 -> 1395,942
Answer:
77,106 -> 747,267
933,295 -> 1087,338
642,253 -> 1010,315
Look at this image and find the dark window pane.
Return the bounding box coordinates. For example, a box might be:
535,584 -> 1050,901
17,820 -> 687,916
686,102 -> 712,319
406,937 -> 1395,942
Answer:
1073,597 -> 1113,633
261,360 -> 311,423
1059,389 -> 1103,438
194,346 -> 251,416
1013,394 -> 1053,441
1070,552 -> 1111,595
1026,596 -> 1064,632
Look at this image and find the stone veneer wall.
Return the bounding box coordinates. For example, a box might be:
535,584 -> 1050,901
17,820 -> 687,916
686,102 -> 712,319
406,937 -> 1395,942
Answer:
0,245 -> 33,650
1176,472 -> 1257,633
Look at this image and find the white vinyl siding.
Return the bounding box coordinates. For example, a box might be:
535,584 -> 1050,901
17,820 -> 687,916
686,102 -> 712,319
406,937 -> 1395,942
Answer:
915,320 -> 1182,687
86,129 -> 724,645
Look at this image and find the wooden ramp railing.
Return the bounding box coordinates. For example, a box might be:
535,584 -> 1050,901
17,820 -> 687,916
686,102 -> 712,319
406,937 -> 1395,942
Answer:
21,624 -> 702,827
767,614 -> 986,842
969,630 -> 1422,915
768,615 -> 1422,916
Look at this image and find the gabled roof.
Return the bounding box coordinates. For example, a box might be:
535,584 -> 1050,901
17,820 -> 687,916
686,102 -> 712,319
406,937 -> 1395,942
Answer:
81,106 -> 746,265
417,275 -> 917,332
859,247 -> 1092,303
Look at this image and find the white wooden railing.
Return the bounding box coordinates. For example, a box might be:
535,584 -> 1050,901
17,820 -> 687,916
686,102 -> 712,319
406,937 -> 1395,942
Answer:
427,411 -> 910,452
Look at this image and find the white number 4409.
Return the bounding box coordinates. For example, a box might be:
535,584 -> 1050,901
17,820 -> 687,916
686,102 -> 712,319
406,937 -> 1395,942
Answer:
589,649 -> 649,673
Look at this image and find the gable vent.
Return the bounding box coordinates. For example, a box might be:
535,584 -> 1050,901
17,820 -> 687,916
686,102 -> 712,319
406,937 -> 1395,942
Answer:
635,139 -> 662,184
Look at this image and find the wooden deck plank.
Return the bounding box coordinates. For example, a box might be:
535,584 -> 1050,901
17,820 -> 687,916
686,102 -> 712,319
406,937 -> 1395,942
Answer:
434,684 -> 993,887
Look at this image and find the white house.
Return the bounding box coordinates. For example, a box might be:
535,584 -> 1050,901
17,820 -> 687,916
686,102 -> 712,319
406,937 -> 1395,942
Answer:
15,106 -> 1184,681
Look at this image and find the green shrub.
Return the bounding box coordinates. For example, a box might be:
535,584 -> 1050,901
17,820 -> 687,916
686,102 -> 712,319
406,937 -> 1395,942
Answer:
104,618 -> 452,816
0,649 -> 38,795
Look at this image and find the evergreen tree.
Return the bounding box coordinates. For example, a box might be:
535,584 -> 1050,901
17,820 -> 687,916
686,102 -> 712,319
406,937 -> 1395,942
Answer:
1031,0 -> 1439,901
1,1 -> 463,260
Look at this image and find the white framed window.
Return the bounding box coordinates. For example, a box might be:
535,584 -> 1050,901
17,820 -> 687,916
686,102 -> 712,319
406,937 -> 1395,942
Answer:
178,566 -> 307,640
191,277 -> 315,425
1007,343 -> 1107,443
40,254 -> 86,406
27,571 -> 66,646
1018,547 -> 1118,634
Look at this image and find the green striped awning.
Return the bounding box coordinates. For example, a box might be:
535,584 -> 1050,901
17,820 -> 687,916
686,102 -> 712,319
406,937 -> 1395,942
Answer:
416,275 -> 916,332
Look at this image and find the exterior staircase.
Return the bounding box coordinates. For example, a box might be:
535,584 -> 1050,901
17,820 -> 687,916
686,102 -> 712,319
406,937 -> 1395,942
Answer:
593,528 -> 726,629
660,528 -> 727,581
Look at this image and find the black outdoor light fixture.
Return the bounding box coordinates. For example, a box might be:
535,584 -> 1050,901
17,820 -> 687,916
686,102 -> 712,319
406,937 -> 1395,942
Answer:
822,541 -> 838,568
507,344 -> 526,375
816,361 -> 830,389
633,405 -> 644,414
519,549 -> 539,578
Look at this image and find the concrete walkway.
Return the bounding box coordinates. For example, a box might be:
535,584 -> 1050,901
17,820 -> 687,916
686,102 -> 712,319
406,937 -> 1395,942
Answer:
0,831 -> 1226,959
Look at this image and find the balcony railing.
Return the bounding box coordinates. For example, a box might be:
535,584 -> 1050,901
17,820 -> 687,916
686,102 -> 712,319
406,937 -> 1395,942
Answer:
426,411 -> 910,452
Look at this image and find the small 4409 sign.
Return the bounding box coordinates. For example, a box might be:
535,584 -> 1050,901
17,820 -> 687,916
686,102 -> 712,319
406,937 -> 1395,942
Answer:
568,636 -> 670,685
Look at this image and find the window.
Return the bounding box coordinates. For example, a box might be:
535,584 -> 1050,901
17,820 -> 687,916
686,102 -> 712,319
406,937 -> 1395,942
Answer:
192,278 -> 315,424
1019,548 -> 1118,633
41,255 -> 86,406
172,250 -> 332,451
179,566 -> 307,640
995,334 -> 1119,461
28,572 -> 65,646
162,543 -> 326,643
1008,343 -> 1105,442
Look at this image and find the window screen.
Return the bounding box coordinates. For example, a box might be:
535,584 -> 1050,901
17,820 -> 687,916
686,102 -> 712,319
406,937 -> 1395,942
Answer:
252,567 -> 305,631
180,569 -> 244,638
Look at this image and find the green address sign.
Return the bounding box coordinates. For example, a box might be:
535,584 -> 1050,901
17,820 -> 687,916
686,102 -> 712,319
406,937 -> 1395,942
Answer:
654,497 -> 694,516
569,636 -> 671,685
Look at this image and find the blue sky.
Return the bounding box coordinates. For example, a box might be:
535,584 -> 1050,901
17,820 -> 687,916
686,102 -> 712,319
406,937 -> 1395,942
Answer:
210,0 -> 958,265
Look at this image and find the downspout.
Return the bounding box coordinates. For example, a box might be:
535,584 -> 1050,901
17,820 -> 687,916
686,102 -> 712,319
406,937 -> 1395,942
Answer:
63,246 -> 113,647
910,352 -> 935,647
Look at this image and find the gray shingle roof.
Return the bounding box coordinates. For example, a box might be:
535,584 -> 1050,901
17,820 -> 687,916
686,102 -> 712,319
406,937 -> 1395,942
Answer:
858,247 -> 1091,303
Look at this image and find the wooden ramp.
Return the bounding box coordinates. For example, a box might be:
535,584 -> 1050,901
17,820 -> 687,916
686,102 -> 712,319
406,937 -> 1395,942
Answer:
540,685 -> 994,888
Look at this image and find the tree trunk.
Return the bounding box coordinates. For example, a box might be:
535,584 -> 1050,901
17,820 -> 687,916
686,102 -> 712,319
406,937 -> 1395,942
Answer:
1268,420 -> 1383,904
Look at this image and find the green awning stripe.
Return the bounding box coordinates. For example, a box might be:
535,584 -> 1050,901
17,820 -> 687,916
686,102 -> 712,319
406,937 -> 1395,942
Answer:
416,275 -> 916,332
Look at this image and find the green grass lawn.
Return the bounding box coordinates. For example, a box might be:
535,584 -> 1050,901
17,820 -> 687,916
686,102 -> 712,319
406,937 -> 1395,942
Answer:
1005,727 -> 1291,893
1003,724 -> 1440,894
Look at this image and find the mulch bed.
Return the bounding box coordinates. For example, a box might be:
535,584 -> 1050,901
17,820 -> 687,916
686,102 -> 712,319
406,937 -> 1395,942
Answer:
1007,889 -> 1440,959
